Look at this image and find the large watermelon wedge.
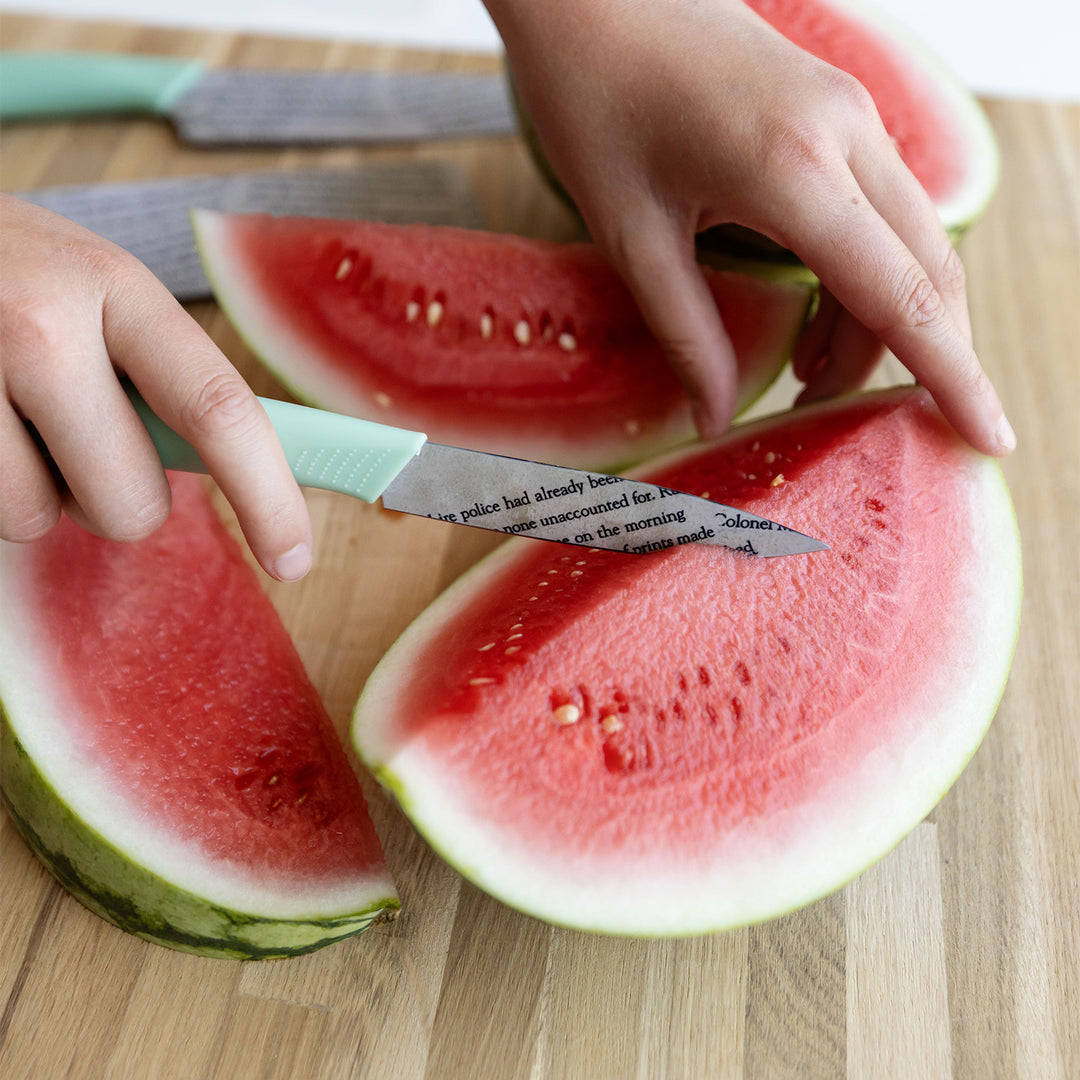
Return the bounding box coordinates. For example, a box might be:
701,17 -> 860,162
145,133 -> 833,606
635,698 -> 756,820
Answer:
352,387 -> 1021,935
0,474 -> 398,959
515,0 -> 1000,261
192,212 -> 812,471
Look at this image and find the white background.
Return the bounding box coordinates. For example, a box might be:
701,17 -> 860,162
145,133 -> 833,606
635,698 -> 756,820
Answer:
5,0 -> 1079,103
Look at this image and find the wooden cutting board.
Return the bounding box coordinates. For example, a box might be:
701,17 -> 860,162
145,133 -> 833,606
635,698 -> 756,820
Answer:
1,14 -> 1077,1079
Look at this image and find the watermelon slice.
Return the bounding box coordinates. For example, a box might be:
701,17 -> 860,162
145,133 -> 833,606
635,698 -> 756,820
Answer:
0,474 -> 397,959
351,387 -> 1021,935
516,0 -> 999,258
192,212 -> 811,470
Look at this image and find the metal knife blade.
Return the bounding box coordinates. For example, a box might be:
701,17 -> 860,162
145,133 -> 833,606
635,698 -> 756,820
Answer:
15,162 -> 484,301
0,51 -> 517,145
382,443 -> 827,557
168,68 -> 517,145
117,390 -> 826,558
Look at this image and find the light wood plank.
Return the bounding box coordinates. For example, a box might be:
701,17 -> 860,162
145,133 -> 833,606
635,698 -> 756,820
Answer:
845,825 -> 952,1080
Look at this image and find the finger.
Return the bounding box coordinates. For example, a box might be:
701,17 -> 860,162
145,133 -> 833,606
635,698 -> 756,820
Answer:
103,285 -> 314,581
848,135 -> 974,348
792,288 -> 842,382
796,307 -> 886,403
778,168 -> 1013,456
598,209 -> 740,439
0,402 -> 61,542
4,307 -> 174,542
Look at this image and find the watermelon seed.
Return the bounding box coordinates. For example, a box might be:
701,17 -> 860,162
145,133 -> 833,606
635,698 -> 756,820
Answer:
624,419 -> 641,436
478,642 -> 496,652
406,301 -> 421,323
540,312 -> 555,342
266,773 -> 281,786
505,645 -> 522,655
553,704 -> 581,725
335,256 -> 354,281
510,623 -> 524,631
514,319 -> 532,346
600,714 -> 622,733
374,392 -> 393,409
426,300 -> 444,328
480,311 -> 495,340
558,332 -> 577,352
771,474 -> 786,487
571,570 -> 583,578
764,451 -> 776,464
469,677 -> 496,686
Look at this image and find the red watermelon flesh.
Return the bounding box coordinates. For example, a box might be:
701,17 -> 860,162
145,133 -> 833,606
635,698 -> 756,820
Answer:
352,388 -> 1020,934
0,474 -> 396,957
194,212 -> 811,470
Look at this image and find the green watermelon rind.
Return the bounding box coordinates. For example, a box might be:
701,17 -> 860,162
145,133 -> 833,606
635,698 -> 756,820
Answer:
2,713 -> 398,960
351,388 -> 1022,936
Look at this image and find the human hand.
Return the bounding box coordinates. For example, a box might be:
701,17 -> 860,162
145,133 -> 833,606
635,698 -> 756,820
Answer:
0,195 -> 313,579
484,0 -> 1015,455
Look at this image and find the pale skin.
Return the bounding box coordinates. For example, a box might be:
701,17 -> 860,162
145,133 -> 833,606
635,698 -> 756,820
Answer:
0,0 -> 1015,577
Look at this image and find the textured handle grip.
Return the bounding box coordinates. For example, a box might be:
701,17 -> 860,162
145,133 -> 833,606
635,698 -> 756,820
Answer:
0,52 -> 204,119
129,388 -> 426,503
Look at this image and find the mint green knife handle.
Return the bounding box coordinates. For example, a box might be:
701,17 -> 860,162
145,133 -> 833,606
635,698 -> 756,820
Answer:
0,52 -> 204,119
129,390 -> 427,503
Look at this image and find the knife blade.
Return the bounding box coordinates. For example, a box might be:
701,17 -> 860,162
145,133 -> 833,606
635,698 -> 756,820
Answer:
0,51 -> 517,145
15,162 -> 484,301
122,389 -> 826,558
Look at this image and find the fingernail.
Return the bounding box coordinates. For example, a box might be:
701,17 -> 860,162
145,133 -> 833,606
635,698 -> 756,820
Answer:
995,413 -> 1017,455
273,542 -> 312,581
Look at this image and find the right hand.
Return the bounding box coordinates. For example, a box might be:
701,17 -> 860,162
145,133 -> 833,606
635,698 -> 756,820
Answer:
0,195 -> 313,580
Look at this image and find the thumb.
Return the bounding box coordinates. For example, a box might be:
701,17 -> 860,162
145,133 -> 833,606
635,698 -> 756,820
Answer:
599,215 -> 740,440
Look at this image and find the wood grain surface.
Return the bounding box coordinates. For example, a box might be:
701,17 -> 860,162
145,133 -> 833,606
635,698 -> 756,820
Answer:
1,14 -> 1077,1080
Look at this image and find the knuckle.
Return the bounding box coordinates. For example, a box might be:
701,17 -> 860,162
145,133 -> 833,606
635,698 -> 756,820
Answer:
762,116 -> 837,178
887,266 -> 947,335
180,372 -> 260,442
63,233 -> 135,287
827,69 -> 880,125
936,245 -> 968,299
0,290 -> 71,360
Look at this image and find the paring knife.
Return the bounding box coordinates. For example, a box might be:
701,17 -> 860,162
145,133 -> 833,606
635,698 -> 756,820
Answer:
0,51 -> 517,145
124,390 -> 826,558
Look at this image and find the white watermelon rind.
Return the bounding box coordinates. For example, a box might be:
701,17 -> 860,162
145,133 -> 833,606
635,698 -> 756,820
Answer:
351,388 -> 1021,936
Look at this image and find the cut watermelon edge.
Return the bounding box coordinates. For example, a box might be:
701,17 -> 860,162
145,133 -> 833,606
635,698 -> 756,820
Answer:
352,388 -> 1021,936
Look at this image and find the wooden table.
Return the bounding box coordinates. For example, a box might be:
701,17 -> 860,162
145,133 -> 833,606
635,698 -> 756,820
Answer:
1,15 -> 1077,1079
